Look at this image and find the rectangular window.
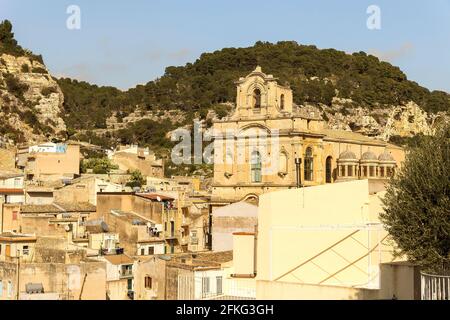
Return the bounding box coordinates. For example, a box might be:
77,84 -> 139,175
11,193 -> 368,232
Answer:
23,245 -> 29,255
202,277 -> 210,298
148,246 -> 154,255
127,279 -> 133,291
12,211 -> 18,221
145,276 -> 152,289
140,248 -> 145,256
216,276 -> 223,295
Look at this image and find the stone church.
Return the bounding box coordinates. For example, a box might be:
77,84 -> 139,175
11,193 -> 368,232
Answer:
211,67 -> 404,206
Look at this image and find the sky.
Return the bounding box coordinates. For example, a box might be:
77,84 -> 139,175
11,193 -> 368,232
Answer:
1,0 -> 450,92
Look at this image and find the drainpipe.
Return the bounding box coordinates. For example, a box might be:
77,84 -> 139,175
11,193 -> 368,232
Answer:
1,198 -> 4,234
295,158 -> 302,188
16,251 -> 20,300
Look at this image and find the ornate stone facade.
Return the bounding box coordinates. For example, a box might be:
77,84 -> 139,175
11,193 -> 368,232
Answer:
211,67 -> 405,205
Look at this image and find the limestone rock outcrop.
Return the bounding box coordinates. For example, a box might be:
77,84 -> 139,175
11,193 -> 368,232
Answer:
0,53 -> 66,144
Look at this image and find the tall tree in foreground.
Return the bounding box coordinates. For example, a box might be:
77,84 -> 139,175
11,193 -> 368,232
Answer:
380,124 -> 450,272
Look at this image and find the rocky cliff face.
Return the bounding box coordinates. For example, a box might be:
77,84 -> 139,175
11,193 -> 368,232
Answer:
314,98 -> 447,141
0,53 -> 66,144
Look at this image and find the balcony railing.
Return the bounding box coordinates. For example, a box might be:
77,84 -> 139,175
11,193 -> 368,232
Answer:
120,268 -> 133,278
421,272 -> 450,300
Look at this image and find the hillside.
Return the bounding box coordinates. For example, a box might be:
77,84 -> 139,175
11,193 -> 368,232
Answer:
0,20 -> 66,144
1,19 -> 449,154
58,41 -> 449,146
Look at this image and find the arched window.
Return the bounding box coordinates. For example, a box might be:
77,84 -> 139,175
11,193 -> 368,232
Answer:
280,94 -> 285,110
253,89 -> 261,108
304,147 -> 313,181
325,156 -> 332,183
251,151 -> 262,183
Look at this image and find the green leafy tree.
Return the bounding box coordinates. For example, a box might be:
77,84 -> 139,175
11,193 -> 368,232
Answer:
81,158 -> 118,174
126,170 -> 146,189
380,125 -> 450,272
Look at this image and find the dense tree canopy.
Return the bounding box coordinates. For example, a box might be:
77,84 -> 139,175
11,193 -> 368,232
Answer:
58,41 -> 450,132
380,125 -> 450,272
0,19 -> 43,63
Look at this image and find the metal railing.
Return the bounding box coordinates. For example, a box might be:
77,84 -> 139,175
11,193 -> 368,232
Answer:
421,272 -> 450,300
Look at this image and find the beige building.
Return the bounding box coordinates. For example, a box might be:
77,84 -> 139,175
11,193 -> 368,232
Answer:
100,254 -> 135,300
17,143 -> 81,182
54,176 -> 124,205
211,67 -> 404,205
225,179 -> 418,300
17,202 -> 96,239
0,232 -> 37,263
134,251 -> 233,300
219,179 -> 421,300
0,234 -> 107,300
108,145 -> 164,178
95,192 -> 185,255
182,195 -> 211,252
0,173 -> 24,204
211,201 -> 258,252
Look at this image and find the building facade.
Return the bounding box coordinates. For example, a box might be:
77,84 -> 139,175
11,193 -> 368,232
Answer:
211,67 -> 405,205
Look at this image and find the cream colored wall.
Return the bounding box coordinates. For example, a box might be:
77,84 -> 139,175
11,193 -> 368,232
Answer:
0,241 -> 35,262
89,233 -> 119,251
256,180 -> 398,288
221,263 -> 257,299
107,279 -> 129,300
256,280 -> 379,300
17,262 -> 106,300
233,234 -> 255,276
134,257 -> 166,300
0,204 -> 21,233
30,144 -> 80,180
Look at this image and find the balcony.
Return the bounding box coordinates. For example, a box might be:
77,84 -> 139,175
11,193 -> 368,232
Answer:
120,266 -> 133,279
164,229 -> 183,241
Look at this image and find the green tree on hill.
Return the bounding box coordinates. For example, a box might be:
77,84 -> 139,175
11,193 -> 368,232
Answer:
126,170 -> 146,189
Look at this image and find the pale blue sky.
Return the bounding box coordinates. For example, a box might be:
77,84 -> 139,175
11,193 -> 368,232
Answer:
1,0 -> 449,91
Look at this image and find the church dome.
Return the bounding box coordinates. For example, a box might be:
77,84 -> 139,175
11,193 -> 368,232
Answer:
378,150 -> 395,162
338,150 -> 357,160
361,151 -> 378,161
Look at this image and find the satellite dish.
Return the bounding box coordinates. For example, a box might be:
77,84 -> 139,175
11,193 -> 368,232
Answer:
156,196 -> 161,202
64,225 -> 72,232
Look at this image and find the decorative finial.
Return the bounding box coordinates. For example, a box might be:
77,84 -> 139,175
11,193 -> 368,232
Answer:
254,66 -> 262,73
